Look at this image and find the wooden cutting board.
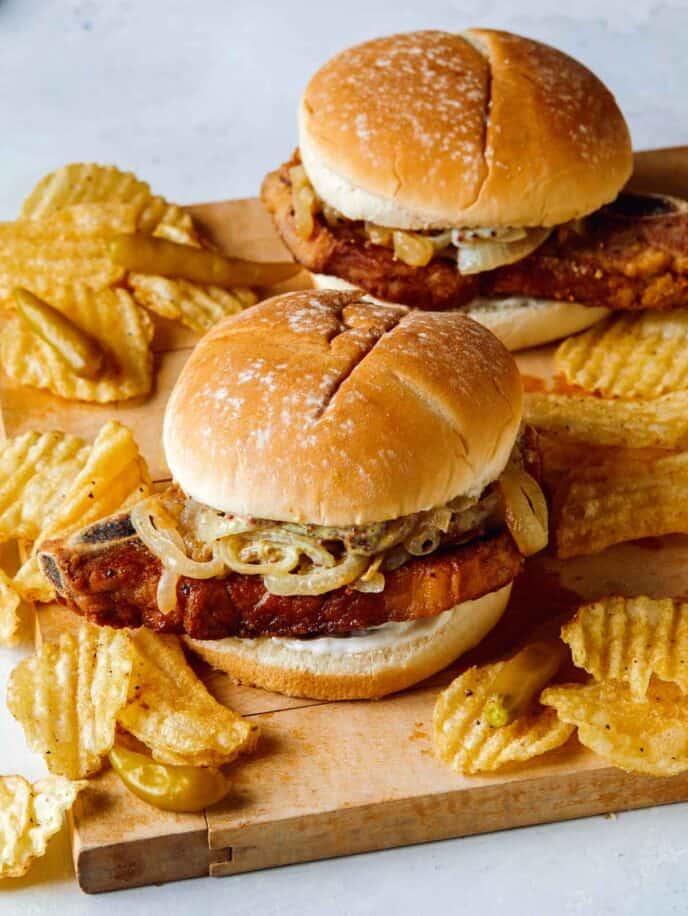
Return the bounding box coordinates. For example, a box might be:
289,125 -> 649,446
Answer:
3,146 -> 688,894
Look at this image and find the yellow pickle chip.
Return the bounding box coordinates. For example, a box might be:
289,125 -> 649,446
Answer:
13,420 -> 151,602
552,448 -> 688,558
129,273 -> 256,332
0,203 -> 135,298
0,569 -> 21,647
524,389 -> 688,450
433,641 -> 574,774
1,285 -> 154,403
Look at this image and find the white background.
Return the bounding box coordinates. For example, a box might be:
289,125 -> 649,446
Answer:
2,0 -> 688,913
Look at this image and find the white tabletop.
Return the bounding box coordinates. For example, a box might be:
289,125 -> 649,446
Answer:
2,0 -> 688,912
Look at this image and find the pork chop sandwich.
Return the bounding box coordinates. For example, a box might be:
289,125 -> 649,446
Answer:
40,289 -> 548,700
262,29 -> 636,351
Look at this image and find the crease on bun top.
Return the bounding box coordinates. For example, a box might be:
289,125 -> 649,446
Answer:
163,289 -> 522,527
299,29 -> 633,229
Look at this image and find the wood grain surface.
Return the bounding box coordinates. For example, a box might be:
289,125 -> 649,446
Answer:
3,149 -> 688,893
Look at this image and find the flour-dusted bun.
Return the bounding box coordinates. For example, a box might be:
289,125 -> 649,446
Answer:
312,274 -> 609,351
185,584 -> 511,700
299,29 -> 632,230
163,289 -> 522,525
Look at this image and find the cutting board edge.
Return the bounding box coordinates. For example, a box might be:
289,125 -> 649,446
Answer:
207,762 -> 688,877
73,822 -> 211,895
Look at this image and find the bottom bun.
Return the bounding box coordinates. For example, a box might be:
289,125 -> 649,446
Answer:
312,274 -> 608,351
460,296 -> 609,352
184,583 -> 512,700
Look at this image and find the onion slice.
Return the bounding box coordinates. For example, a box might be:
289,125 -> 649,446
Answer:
499,465 -> 549,557
456,227 -> 550,275
156,568 -> 180,616
131,498 -> 226,580
263,553 -> 368,597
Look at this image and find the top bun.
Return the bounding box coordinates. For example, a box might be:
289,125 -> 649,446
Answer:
299,29 -> 632,230
163,290 -> 522,526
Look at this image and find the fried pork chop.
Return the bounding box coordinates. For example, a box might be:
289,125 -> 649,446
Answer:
40,517 -> 522,640
262,158 -> 688,313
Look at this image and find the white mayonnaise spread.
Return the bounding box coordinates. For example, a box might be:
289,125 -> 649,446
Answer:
273,610 -> 456,656
270,584 -> 513,658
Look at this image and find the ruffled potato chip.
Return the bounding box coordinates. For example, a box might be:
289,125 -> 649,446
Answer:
556,311 -> 688,399
21,162 -> 199,239
11,559 -> 54,605
0,568 -> 21,647
0,430 -> 90,542
524,389 -> 688,450
14,420 -> 151,602
1,286 -> 154,403
433,642 -> 574,774
0,775 -> 86,878
33,420 -> 151,544
7,624 -> 133,779
562,596 -> 688,698
552,448 -> 688,558
129,273 -> 256,332
0,203 -> 135,298
542,679 -> 688,777
118,629 -> 259,767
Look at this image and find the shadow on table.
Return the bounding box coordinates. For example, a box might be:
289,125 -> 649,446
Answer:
0,822 -> 75,892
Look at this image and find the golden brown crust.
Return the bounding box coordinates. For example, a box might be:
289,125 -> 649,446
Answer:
260,160 -> 480,311
299,29 -> 631,228
486,197 -> 688,310
163,289 -> 522,526
263,163 -> 688,314
44,523 -> 522,638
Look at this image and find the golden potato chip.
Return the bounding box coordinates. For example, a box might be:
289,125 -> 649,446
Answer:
0,430 -> 90,542
21,163 -> 149,220
556,311 -> 688,399
0,775 -> 86,878
14,420 -> 151,602
0,203 -> 135,298
7,624 -> 133,778
1,285 -> 154,403
35,420 -> 151,541
128,195 -> 197,239
534,431 -> 605,497
129,273 -> 256,332
151,220 -> 201,247
562,596 -> 688,698
553,448 -> 688,558
542,679 -> 688,776
119,630 -> 259,767
525,390 -> 688,450
0,569 -> 21,647
11,560 -> 54,604
433,643 -> 574,774
20,162 -> 198,239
